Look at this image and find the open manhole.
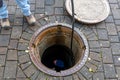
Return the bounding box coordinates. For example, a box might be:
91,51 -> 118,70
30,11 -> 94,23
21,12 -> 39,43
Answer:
29,23 -> 89,76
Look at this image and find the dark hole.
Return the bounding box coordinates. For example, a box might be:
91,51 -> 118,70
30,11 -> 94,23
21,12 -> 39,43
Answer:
41,45 -> 75,72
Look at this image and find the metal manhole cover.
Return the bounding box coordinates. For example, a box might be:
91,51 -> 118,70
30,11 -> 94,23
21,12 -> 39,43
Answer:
65,0 -> 110,24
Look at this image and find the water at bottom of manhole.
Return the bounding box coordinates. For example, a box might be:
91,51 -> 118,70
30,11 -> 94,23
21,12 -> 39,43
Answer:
41,45 -> 75,72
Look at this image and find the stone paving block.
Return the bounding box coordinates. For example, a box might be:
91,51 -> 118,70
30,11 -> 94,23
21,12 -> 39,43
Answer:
101,48 -> 113,63
55,8 -> 64,14
18,54 -> 30,64
7,50 -> 17,60
77,72 -> 86,80
116,67 -> 120,79
20,62 -> 31,70
35,8 -> 45,14
112,9 -> 120,19
106,23 -> 117,35
63,76 -> 73,80
109,35 -> 119,42
89,41 -> 100,48
24,65 -> 37,78
80,66 -> 93,79
8,40 -> 18,49
36,0 -> 44,8
97,29 -> 108,40
21,32 -> 32,41
0,28 -> 12,35
17,67 -> 26,78
113,56 -> 120,66
104,64 -> 116,78
105,16 -> 114,23
89,52 -> 101,61
30,71 -> 39,80
14,18 -> 23,26
7,6 -> 16,14
18,43 -> 28,51
45,0 -> 55,5
100,41 -> 110,47
4,61 -> 17,78
0,67 -> 4,77
111,43 -> 120,55
45,6 -> 54,15
11,27 -> 22,39
0,35 -> 10,47
0,55 -> 6,66
115,20 -> 120,26
93,72 -> 104,80
0,47 -> 7,55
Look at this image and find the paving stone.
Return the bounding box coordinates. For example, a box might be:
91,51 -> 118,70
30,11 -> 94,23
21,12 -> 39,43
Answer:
73,74 -> 79,80
101,48 -> 113,63
36,0 -> 44,8
55,8 -> 64,14
7,6 -> 16,14
77,72 -> 86,80
7,50 -> 17,60
105,16 -> 114,23
104,64 -> 116,78
18,43 -> 28,51
0,67 -> 4,77
112,9 -> 120,19
18,51 -> 26,56
93,72 -> 104,80
63,76 -> 73,80
0,55 -> 6,66
30,71 -> 39,80
19,54 -> 30,64
45,0 -> 55,5
14,18 -> 23,26
111,43 -> 120,55
21,32 -> 32,40
8,40 -> 18,49
0,47 -> 7,55
17,67 -> 26,78
0,28 -> 12,35
11,27 -> 22,39
21,62 -> 31,70
109,36 -> 119,42
89,41 -> 100,48
85,62 -> 97,72
34,72 -> 47,80
100,41 -> 110,47
97,29 -> 108,40
106,23 -> 117,35
116,67 -> 120,79
89,52 -> 101,61
45,6 -> 54,15
80,66 -> 93,79
4,61 -> 17,78
113,56 -> 120,66
24,65 -> 37,78
0,35 -> 10,47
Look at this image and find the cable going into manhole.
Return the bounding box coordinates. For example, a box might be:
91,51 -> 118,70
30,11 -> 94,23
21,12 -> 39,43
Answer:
70,0 -> 75,50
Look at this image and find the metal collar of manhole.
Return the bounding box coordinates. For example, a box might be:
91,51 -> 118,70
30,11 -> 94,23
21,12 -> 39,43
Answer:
65,0 -> 110,24
29,23 -> 89,76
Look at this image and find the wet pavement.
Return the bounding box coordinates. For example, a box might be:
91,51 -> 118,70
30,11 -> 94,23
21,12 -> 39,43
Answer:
0,0 -> 120,80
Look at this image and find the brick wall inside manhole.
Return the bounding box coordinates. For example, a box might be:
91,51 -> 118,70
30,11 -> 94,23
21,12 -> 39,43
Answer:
29,23 -> 89,76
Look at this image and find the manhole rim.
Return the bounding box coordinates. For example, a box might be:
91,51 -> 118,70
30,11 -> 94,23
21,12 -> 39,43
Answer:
29,23 -> 89,76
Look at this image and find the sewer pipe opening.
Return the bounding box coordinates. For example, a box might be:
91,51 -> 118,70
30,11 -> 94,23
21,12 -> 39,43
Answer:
29,23 -> 89,76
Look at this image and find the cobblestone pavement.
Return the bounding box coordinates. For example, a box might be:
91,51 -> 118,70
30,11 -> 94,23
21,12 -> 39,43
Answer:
0,0 -> 120,80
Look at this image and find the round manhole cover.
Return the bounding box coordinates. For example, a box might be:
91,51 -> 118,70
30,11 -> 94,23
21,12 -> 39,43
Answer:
29,23 -> 89,76
65,0 -> 110,24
